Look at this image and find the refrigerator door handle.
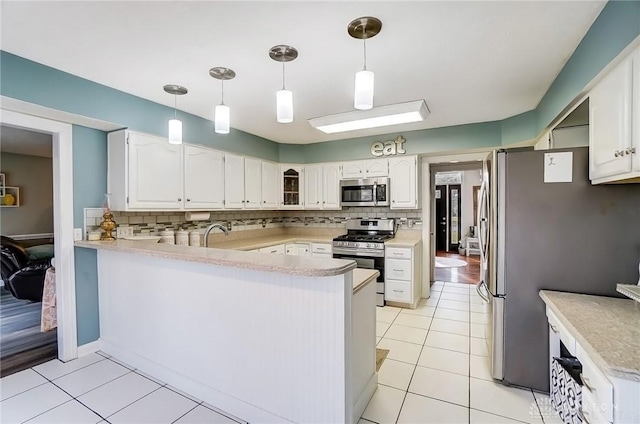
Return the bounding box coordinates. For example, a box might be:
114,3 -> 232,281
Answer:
476,280 -> 490,303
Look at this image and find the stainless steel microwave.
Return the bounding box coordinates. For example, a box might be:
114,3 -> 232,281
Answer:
340,178 -> 389,207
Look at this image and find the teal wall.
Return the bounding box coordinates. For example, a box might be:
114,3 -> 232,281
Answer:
279,121 -> 502,163
0,0 -> 638,347
536,0 -> 640,132
72,126 -> 107,344
0,52 -> 280,162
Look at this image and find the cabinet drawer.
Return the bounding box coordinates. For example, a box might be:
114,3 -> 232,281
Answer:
386,247 -> 412,260
259,245 -> 285,255
385,280 -> 411,302
546,308 -> 576,353
311,243 -> 331,254
385,259 -> 412,281
576,343 -> 613,423
581,385 -> 612,424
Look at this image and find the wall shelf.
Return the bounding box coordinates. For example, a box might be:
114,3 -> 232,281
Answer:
1,186 -> 20,207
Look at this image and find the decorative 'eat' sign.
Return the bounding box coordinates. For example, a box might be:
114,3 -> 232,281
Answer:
370,135 -> 406,157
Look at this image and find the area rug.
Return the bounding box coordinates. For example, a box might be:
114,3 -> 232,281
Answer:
435,257 -> 468,268
376,348 -> 389,371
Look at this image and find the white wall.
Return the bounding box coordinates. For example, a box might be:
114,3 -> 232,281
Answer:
461,169 -> 482,239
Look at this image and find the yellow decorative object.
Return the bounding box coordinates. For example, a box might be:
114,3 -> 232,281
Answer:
99,211 -> 117,241
2,193 -> 15,206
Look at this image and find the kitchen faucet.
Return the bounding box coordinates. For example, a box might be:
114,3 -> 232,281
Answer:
203,223 -> 229,247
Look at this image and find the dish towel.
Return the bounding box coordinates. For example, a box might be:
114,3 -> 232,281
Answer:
41,267 -> 57,332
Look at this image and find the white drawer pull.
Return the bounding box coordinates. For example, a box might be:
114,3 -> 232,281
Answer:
392,269 -> 404,272
580,373 -> 595,392
393,252 -> 403,255
393,289 -> 404,293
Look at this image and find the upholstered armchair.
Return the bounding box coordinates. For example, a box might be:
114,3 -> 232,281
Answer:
1,236 -> 52,302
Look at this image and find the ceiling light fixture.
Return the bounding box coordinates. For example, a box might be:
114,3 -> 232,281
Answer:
349,16 -> 382,110
163,84 -> 188,144
209,67 -> 236,135
308,100 -> 430,134
269,45 -> 298,124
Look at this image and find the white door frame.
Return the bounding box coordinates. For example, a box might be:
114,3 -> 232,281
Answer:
420,152 -> 491,297
0,108 -> 77,361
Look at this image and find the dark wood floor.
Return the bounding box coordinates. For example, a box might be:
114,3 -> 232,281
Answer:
434,251 -> 481,285
0,287 -> 57,377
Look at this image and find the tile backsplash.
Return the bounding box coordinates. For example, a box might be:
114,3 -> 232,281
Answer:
84,207 -> 422,239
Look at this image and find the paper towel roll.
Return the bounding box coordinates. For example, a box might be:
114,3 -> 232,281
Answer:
185,212 -> 211,221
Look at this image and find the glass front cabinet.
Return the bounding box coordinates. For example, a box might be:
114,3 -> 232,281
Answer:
280,165 -> 304,208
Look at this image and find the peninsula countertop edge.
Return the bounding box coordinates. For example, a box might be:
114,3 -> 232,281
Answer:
75,240 -> 357,277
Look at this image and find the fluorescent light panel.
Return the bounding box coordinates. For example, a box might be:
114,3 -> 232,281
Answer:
309,100 -> 429,134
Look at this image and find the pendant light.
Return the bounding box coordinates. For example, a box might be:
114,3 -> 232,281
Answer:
348,17 -> 382,110
269,45 -> 298,124
163,84 -> 188,144
209,67 -> 236,135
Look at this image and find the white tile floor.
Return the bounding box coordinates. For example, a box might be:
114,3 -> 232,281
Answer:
0,280 -> 565,424
0,352 -> 245,424
362,281 -> 565,424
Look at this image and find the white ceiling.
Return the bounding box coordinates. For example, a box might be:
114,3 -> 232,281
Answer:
0,1 -> 606,145
1,125 -> 53,158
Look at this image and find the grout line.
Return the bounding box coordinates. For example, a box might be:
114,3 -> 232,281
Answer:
170,403 -> 200,424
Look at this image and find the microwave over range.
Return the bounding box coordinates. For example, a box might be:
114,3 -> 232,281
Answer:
340,177 -> 389,207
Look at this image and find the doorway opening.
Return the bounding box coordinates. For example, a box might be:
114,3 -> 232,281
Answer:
0,126 -> 57,376
431,164 -> 482,285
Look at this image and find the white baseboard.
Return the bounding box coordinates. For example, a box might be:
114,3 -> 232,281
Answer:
76,340 -> 101,357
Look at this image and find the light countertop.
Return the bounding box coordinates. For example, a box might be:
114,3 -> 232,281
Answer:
75,240 -> 355,277
539,290 -> 640,381
385,230 -> 422,247
210,234 -> 335,251
353,269 -> 379,294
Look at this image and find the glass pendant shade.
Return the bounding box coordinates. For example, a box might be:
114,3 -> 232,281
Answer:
215,104 -> 230,134
354,70 -> 374,110
168,118 -> 182,144
276,89 -> 293,123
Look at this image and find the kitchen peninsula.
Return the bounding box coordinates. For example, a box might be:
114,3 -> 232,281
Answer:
76,240 -> 378,423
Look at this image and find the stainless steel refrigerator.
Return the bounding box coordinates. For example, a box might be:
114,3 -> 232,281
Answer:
475,146 -> 640,393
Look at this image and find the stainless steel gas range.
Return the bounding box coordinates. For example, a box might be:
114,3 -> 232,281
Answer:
332,218 -> 396,306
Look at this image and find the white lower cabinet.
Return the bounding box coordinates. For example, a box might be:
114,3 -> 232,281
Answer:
384,245 -> 421,307
285,243 -> 310,256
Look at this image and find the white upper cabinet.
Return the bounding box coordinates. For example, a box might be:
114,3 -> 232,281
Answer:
183,144 -> 224,210
341,161 -> 365,179
389,155 -> 418,209
261,161 -> 280,209
322,163 -> 341,209
365,159 -> 389,177
224,153 -> 245,209
108,130 -> 183,211
244,157 -> 262,209
281,165 -> 304,209
304,164 -> 323,209
590,47 -> 640,184
341,159 -> 388,179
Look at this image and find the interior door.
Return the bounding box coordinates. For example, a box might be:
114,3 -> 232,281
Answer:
448,184 -> 461,250
435,185 -> 447,251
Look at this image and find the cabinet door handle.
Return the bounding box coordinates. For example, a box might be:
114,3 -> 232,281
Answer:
186,198 -> 191,202
263,200 -> 266,203
322,201 -> 325,204
631,147 -> 637,154
614,150 -> 622,158
270,250 -> 277,253
578,409 -> 591,424
178,198 -> 182,201
549,324 -> 558,334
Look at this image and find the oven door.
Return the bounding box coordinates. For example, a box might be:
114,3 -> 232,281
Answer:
333,252 -> 385,306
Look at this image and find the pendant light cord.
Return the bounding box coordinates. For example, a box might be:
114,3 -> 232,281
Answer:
282,60 -> 286,90
174,95 -> 177,118
221,79 -> 225,105
362,27 -> 367,71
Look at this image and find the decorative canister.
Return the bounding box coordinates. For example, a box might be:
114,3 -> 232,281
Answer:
159,230 -> 175,244
175,230 -> 189,246
189,231 -> 201,247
